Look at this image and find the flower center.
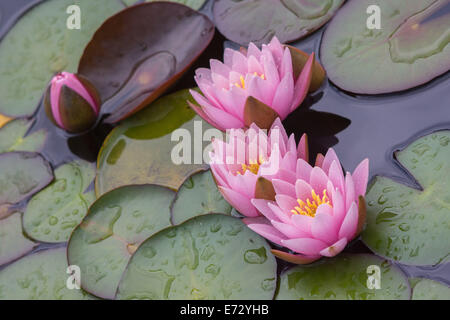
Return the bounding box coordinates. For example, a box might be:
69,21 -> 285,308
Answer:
236,156 -> 265,175
291,190 -> 331,217
234,73 -> 265,89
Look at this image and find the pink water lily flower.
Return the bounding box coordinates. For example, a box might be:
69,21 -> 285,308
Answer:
246,149 -> 369,264
210,118 -> 308,218
189,36 -> 317,130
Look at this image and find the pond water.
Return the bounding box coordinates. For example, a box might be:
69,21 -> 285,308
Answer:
0,0 -> 448,294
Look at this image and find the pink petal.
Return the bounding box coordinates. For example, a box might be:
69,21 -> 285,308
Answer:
321,148 -> 340,174
297,133 -> 308,161
195,68 -> 213,82
331,187 -> 346,224
319,238 -> 348,257
281,238 -> 328,256
338,202 -> 358,240
247,55 -> 264,75
201,98 -> 244,129
272,179 -> 296,198
268,202 -> 292,224
247,42 -> 261,60
271,72 -> 294,119
232,51 -> 248,74
345,172 -> 356,211
280,150 -> 297,172
315,153 -> 325,167
267,37 -> 284,66
251,199 -> 280,222
290,52 -> 314,112
188,94 -> 224,131
328,160 -> 345,193
290,213 -> 313,234
223,48 -> 234,67
353,159 -> 369,197
271,250 -> 321,265
210,59 -> 231,78
296,158 -> 313,182
219,186 -> 258,217
271,220 -> 309,238
279,47 -> 293,80
275,194 -> 297,213
242,216 -> 270,226
295,179 -> 313,201
309,166 -> 329,193
311,204 -> 338,244
247,224 -> 287,246
275,168 -> 297,185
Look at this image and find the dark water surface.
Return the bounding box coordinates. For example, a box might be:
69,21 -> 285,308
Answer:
0,0 -> 448,292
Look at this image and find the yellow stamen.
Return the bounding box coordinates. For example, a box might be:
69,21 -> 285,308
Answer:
234,73 -> 266,89
236,155 -> 265,175
291,190 -> 332,217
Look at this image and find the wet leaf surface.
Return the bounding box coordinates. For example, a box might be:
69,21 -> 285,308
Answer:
213,0 -> 344,46
96,89 -> 214,195
23,160 -> 96,243
411,278 -> 450,300
0,152 -> 53,206
0,212 -> 37,266
320,0 -> 450,94
78,2 -> 214,123
363,131 -> 450,266
0,118 -> 47,153
276,254 -> 410,300
171,170 -> 232,225
0,0 -> 124,117
117,214 -> 277,299
67,184 -> 174,299
0,247 -> 96,300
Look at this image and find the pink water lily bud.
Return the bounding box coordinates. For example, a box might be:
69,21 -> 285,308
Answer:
44,72 -> 100,133
189,36 -> 318,130
246,148 -> 369,264
209,118 -> 308,217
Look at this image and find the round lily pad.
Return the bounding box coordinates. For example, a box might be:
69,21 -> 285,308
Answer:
67,184 -> 174,299
170,170 -> 232,225
0,0 -> 124,117
0,118 -> 47,153
96,89 -> 215,196
276,254 -> 411,300
23,160 -> 96,243
0,247 -> 95,300
78,2 -> 214,123
411,278 -> 450,300
124,0 -> 206,10
321,0 -> 450,94
363,131 -> 450,266
213,0 -> 344,46
0,212 -> 37,266
116,214 -> 277,300
0,152 -> 53,206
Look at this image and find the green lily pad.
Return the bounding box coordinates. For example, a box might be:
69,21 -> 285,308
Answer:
67,184 -> 174,299
0,247 -> 96,300
362,131 -> 450,266
124,0 -> 205,10
213,0 -> 345,46
116,214 -> 277,300
96,89 -> 215,196
276,254 -> 410,300
320,0 -> 450,94
0,118 -> 47,153
23,160 -> 96,243
0,212 -> 37,266
0,152 -> 53,206
0,0 -> 123,117
411,278 -> 450,300
170,170 -> 232,225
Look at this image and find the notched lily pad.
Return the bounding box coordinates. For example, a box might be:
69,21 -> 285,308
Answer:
0,247 -> 95,300
363,131 -> 450,266
0,118 -> 47,153
0,212 -> 37,266
67,184 -> 174,299
0,0 -> 124,117
213,0 -> 344,46
276,254 -> 410,300
0,152 -> 53,206
96,89 -> 214,196
23,160 -> 96,243
321,0 -> 450,94
411,278 -> 450,300
116,214 -> 277,300
78,2 -> 214,123
170,170 -> 232,225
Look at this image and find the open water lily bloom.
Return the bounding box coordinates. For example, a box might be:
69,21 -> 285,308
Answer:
209,118 -> 308,218
189,36 -> 315,130
247,149 -> 369,264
